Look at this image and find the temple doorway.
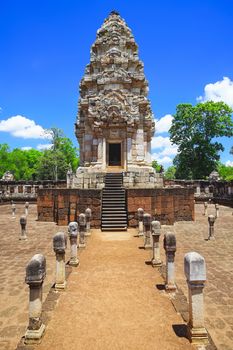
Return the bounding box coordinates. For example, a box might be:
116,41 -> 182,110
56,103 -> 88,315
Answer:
108,143 -> 121,166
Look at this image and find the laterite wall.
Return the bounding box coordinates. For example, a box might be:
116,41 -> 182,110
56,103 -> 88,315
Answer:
37,187 -> 194,227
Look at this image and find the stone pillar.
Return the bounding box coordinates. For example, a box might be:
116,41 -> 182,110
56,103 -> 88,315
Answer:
85,208 -> 92,236
19,215 -> 27,240
102,137 -> 106,169
137,208 -> 144,237
184,252 -> 208,345
151,220 -> 162,267
25,201 -> 29,216
143,213 -> 151,250
12,203 -> 16,218
196,185 -> 201,196
163,232 -> 176,291
215,203 -> 219,218
24,254 -> 46,344
203,202 -> 208,216
68,222 -> 79,267
127,137 -> 132,164
208,215 -> 215,240
78,213 -> 86,248
53,232 -> 67,290
14,186 -> 18,194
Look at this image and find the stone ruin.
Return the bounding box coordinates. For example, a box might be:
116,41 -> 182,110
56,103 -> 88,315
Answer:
1,171 -> 14,181
73,11 -> 162,189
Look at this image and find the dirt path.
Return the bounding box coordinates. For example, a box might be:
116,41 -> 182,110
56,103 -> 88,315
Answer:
36,229 -> 192,350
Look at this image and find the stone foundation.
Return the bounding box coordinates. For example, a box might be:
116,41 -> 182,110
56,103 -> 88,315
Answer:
37,187 -> 194,227
71,167 -> 163,189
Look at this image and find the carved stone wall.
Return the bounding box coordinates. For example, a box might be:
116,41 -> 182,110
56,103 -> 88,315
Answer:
73,11 -> 161,188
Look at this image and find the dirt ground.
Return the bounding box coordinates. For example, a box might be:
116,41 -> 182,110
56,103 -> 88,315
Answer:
0,203 -> 232,350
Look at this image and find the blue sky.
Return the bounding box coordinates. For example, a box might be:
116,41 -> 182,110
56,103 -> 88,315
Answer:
0,0 -> 233,166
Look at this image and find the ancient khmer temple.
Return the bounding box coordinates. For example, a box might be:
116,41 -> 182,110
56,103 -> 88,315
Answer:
73,11 -> 162,189
38,11 -> 194,231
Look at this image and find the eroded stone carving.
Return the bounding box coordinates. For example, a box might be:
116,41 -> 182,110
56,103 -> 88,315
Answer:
73,11 -> 162,189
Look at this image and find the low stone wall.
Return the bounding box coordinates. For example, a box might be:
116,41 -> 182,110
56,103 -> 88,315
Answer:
37,187 -> 194,227
127,187 -> 195,226
0,180 -> 66,202
37,189 -> 102,227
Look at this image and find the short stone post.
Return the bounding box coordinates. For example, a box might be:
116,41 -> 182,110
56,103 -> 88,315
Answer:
53,232 -> 67,290
137,208 -> 144,237
184,252 -> 208,345
68,222 -> 79,266
78,213 -> 86,248
19,215 -> 27,240
85,208 -> 92,236
24,254 -> 46,344
164,232 -> 176,291
25,201 -> 29,216
151,220 -> 162,267
208,215 -> 216,240
215,203 -> 219,218
12,203 -> 16,218
203,202 -> 208,216
143,213 -> 151,249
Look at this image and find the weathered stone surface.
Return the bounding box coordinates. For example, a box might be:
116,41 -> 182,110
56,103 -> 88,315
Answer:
72,11 -> 162,188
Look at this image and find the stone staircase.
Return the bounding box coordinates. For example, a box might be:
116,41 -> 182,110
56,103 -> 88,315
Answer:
101,173 -> 127,231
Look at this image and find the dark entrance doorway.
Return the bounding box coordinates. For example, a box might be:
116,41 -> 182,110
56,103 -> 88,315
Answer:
109,143 -> 121,166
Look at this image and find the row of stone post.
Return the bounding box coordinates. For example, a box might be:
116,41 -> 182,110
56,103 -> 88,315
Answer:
11,201 -> 29,218
137,208 -> 209,345
24,208 -> 92,344
203,201 -> 219,218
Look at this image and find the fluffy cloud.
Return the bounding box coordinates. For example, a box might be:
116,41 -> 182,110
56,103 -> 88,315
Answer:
197,77 -> 233,108
21,146 -> 32,151
154,114 -> 173,133
0,115 -> 51,139
151,136 -> 178,166
226,160 -> 233,167
37,143 -> 52,150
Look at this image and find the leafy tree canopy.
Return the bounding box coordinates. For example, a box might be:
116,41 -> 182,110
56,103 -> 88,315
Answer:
170,101 -> 233,179
164,166 -> 176,180
0,127 -> 79,181
217,163 -> 233,181
152,160 -> 163,173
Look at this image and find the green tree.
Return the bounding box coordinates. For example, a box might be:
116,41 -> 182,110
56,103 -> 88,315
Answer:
37,127 -> 79,180
164,166 -> 176,180
170,101 -> 233,179
0,144 -> 11,178
152,160 -> 163,173
217,163 -> 233,181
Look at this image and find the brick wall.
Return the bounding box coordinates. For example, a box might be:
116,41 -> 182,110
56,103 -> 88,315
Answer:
127,188 -> 194,226
37,187 -> 194,227
37,189 -> 102,227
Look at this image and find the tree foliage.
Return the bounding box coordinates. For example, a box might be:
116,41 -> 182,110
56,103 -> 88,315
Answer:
164,166 -> 176,180
217,163 -> 233,181
0,128 -> 79,181
152,160 -> 163,173
37,128 -> 79,180
170,101 -> 233,179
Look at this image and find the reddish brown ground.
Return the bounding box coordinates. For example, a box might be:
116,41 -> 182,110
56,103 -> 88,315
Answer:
36,229 -> 192,350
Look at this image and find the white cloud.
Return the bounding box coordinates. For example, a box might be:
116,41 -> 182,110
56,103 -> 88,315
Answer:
151,153 -> 173,165
154,114 -> 173,133
0,115 -> 52,139
197,77 -> 233,108
37,143 -> 52,150
226,160 -> 233,167
21,146 -> 32,151
151,135 -> 178,167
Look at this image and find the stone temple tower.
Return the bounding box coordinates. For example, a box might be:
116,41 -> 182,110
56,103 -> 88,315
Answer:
73,11 -> 162,189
